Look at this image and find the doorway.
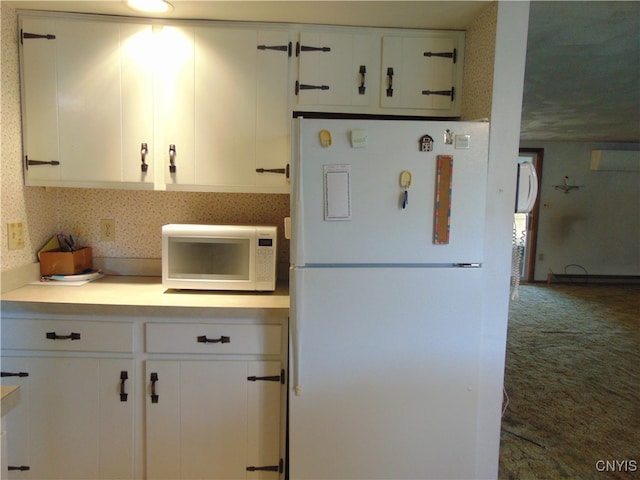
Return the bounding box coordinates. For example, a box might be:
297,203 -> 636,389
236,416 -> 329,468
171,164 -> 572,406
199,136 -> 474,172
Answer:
516,148 -> 543,282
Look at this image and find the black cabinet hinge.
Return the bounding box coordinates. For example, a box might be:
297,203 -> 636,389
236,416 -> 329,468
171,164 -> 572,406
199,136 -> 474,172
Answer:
423,48 -> 457,64
295,80 -> 329,95
247,458 -> 284,473
421,86 -> 455,102
21,29 -> 55,44
25,155 -> 60,169
256,164 -> 290,178
247,369 -> 285,384
257,42 -> 292,57
296,42 -> 331,56
8,465 -> 31,471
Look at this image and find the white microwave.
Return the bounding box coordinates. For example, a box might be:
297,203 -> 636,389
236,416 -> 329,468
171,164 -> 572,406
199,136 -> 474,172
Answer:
162,224 -> 277,291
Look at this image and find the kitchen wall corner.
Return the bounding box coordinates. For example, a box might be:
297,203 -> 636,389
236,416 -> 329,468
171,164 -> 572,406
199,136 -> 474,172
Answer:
460,1 -> 497,122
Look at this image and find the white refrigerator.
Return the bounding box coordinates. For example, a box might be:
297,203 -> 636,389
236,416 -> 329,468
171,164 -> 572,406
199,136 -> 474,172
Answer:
289,117 -> 490,479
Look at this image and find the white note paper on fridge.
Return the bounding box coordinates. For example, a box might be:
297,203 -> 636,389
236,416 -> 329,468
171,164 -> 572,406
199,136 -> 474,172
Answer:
323,164 -> 351,221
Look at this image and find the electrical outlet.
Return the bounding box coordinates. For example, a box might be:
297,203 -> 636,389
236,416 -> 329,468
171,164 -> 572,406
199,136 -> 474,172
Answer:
101,219 -> 116,242
8,222 -> 25,250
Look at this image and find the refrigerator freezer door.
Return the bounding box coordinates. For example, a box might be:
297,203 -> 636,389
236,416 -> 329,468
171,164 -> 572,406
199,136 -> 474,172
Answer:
289,266 -> 483,480
291,118 -> 489,266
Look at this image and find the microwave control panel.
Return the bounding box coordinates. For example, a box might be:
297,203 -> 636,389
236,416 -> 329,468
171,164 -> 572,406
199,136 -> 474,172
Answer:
256,229 -> 277,288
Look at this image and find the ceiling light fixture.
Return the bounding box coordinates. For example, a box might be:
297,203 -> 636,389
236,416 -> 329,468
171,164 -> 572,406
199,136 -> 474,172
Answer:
126,0 -> 173,13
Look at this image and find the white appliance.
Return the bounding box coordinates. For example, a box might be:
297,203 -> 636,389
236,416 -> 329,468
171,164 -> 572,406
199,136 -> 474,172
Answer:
162,224 -> 277,291
289,118 -> 490,479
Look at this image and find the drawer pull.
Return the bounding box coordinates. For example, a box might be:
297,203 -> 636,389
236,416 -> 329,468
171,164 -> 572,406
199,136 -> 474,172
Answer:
150,372 -> 159,403
1,371 -> 29,377
46,331 -> 81,340
197,335 -> 230,344
120,371 -> 129,402
8,465 -> 30,471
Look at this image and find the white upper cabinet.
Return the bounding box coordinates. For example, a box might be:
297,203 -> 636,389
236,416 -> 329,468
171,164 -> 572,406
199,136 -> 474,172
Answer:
380,32 -> 464,115
295,31 -> 375,108
159,25 -> 291,193
159,27 -> 290,193
20,15 -> 154,188
19,13 -> 465,192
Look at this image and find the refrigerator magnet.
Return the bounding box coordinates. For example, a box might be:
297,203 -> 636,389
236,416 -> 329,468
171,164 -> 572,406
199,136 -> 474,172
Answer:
454,134 -> 471,149
434,155 -> 453,244
319,129 -> 332,148
420,134 -> 434,152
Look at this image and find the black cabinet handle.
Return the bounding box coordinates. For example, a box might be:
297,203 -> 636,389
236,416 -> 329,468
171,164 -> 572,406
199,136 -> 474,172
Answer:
141,143 -> 149,173
8,466 -> 30,471
150,372 -> 159,403
168,144 -> 176,173
120,371 -> 128,402
386,67 -> 394,97
1,371 -> 29,377
358,65 -> 366,95
46,332 -> 80,340
197,335 -> 230,344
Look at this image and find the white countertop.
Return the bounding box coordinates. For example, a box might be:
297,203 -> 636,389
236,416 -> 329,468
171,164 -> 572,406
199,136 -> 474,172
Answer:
1,275 -> 289,311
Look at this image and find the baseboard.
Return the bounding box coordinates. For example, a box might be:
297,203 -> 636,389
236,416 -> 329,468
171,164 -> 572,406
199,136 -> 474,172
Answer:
546,273 -> 640,285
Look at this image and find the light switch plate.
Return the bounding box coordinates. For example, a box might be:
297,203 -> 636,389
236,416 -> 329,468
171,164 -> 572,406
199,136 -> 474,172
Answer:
8,222 -> 25,250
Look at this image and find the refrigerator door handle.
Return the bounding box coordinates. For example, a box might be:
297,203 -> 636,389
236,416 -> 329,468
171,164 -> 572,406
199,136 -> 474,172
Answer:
290,267 -> 304,396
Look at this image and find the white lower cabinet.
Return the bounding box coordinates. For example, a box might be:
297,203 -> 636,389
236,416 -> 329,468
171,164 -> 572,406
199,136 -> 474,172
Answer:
145,322 -> 284,480
1,313 -> 287,480
145,360 -> 282,480
0,356 -> 134,480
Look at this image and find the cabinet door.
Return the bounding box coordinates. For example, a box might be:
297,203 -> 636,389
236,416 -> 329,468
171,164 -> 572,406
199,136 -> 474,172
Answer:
380,34 -> 462,115
20,16 -> 60,184
1,357 -> 134,480
160,25 -> 196,185
161,26 -> 290,192
146,360 -> 282,479
296,31 -> 373,107
20,16 -> 154,187
1,358 -> 31,478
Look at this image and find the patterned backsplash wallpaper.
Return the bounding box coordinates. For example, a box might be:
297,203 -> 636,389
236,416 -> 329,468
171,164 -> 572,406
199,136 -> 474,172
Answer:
1,2 -> 495,275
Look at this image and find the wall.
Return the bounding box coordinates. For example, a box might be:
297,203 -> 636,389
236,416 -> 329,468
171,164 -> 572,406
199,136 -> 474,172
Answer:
0,3 -> 290,280
475,2 -> 530,478
460,1 -> 496,121
521,140 -> 640,280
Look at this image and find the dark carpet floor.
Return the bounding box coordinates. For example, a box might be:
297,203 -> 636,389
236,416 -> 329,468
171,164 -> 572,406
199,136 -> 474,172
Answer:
499,283 -> 639,480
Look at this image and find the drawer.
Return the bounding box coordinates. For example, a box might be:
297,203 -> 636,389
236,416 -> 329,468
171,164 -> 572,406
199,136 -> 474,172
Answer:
145,323 -> 281,355
1,318 -> 133,353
